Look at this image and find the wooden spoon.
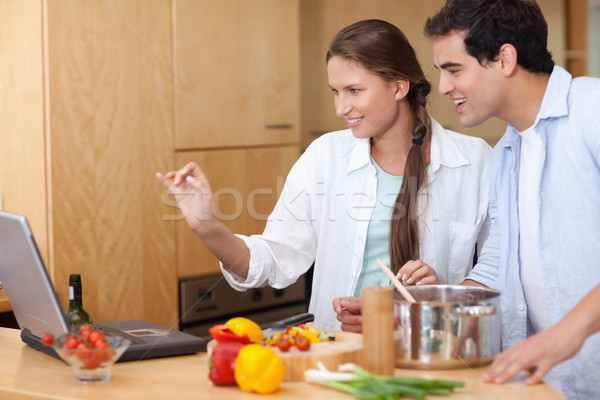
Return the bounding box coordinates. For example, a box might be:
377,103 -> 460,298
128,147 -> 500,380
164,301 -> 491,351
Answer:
376,258 -> 416,303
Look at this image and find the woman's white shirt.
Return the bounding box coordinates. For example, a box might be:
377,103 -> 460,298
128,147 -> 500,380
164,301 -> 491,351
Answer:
220,117 -> 491,330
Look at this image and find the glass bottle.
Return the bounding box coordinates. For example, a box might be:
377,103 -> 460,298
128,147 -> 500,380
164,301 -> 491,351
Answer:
66,273 -> 93,326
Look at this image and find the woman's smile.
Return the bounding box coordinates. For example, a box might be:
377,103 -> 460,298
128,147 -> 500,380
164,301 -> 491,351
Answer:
345,117 -> 363,128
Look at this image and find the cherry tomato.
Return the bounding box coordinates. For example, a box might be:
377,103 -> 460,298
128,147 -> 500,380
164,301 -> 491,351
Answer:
62,335 -> 79,350
79,324 -> 93,339
294,335 -> 311,351
93,340 -> 110,349
87,331 -> 105,345
276,337 -> 291,352
83,355 -> 102,370
97,348 -> 114,363
76,342 -> 91,360
41,334 -> 54,346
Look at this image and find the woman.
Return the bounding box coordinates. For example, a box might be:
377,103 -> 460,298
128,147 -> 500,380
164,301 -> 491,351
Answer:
157,20 -> 490,331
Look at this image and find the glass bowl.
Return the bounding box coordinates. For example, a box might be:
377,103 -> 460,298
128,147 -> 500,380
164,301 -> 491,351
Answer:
52,335 -> 131,383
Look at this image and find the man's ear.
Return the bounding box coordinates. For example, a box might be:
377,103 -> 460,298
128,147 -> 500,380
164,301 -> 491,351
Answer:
394,79 -> 410,101
498,43 -> 518,76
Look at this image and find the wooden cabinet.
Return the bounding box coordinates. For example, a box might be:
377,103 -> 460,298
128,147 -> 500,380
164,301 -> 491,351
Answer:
1,0 -> 300,321
174,0 -> 300,149
1,0 -> 301,322
172,0 -> 301,278
0,0 -> 177,326
0,0 -> 48,313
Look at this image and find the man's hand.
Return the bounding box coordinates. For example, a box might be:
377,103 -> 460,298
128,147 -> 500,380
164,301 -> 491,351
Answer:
332,296 -> 362,333
483,284 -> 600,385
482,322 -> 584,385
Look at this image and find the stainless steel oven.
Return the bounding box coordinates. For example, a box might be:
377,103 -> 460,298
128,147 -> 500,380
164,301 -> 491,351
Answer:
179,273 -> 308,347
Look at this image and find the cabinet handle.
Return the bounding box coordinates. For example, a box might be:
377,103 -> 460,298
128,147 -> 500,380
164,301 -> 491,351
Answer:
264,124 -> 294,129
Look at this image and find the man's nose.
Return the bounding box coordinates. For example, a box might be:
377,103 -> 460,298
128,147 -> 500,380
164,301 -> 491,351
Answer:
438,72 -> 454,95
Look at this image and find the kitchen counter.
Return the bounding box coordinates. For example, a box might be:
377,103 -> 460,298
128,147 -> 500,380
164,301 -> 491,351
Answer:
0,327 -> 565,399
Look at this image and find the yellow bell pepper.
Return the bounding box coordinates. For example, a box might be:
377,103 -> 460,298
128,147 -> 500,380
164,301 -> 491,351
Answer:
287,326 -> 300,336
225,317 -> 263,343
301,330 -> 321,343
234,344 -> 285,394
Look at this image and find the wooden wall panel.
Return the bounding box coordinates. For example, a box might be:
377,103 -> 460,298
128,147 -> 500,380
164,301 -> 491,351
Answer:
174,146 -> 300,278
46,0 -> 176,326
45,0 -> 96,320
0,0 -> 48,312
539,0 -> 567,70
566,0 -> 587,76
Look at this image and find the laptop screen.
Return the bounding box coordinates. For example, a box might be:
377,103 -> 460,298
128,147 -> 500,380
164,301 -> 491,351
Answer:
0,211 -> 70,338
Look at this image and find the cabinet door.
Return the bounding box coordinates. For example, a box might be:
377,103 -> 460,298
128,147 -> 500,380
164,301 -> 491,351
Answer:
174,146 -> 300,277
46,0 -> 177,326
174,0 -> 300,149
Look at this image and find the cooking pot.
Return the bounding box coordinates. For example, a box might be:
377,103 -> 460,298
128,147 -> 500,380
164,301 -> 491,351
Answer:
393,285 -> 500,369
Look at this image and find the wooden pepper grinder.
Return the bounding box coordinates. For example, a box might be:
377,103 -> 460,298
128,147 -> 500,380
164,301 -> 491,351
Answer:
361,285 -> 395,375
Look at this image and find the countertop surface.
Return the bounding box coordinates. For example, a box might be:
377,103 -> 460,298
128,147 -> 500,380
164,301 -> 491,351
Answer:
0,327 -> 565,399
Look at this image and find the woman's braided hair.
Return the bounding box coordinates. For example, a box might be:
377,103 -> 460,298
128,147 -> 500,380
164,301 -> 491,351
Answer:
327,19 -> 431,274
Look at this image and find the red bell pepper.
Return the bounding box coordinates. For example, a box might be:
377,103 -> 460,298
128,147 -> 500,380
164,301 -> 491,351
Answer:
208,342 -> 245,385
208,324 -> 250,344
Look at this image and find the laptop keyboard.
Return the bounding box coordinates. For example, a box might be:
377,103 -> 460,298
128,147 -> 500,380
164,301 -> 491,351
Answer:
92,324 -> 145,345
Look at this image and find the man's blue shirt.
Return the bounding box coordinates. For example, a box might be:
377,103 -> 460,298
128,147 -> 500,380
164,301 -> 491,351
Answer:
469,66 -> 600,400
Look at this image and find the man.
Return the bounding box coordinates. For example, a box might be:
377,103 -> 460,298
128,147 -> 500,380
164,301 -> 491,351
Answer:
424,1 -> 600,399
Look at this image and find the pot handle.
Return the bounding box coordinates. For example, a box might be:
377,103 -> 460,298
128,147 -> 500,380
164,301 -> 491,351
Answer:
454,304 -> 496,317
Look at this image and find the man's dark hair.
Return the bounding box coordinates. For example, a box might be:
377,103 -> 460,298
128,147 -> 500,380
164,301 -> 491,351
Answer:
424,0 -> 554,73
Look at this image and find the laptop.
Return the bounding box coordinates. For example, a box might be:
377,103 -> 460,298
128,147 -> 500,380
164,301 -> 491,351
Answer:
0,211 -> 205,362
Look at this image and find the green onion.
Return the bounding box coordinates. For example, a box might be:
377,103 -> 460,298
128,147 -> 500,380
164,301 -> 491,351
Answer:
305,362 -> 464,400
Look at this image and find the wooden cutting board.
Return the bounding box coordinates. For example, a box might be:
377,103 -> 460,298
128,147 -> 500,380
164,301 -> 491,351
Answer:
207,332 -> 363,382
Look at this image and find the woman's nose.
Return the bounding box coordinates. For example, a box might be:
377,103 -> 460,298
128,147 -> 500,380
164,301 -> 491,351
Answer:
335,96 -> 351,117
